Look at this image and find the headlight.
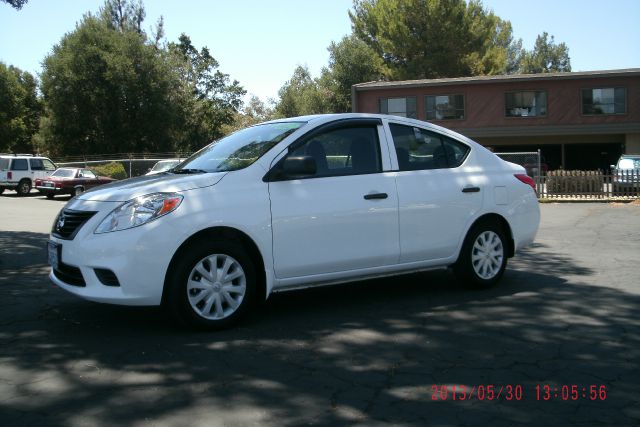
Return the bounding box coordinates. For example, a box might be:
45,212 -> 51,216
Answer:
94,192 -> 183,234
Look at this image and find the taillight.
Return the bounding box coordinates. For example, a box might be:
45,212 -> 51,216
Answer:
514,174 -> 537,194
7,171 -> 12,180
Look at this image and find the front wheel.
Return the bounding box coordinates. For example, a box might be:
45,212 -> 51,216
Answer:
454,222 -> 507,288
165,240 -> 257,330
72,186 -> 84,197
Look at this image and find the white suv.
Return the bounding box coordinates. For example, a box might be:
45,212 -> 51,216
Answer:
47,114 -> 540,329
0,154 -> 57,196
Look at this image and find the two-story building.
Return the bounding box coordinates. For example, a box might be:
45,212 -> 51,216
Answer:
352,68 -> 640,171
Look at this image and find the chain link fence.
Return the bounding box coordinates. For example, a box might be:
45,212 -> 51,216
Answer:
54,153 -> 191,178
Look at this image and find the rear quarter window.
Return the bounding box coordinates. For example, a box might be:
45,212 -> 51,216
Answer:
0,158 -> 9,170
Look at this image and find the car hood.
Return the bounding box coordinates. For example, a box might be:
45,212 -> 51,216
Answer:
77,171 -> 227,202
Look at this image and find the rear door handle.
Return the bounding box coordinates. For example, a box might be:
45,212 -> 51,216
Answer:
364,192 -> 388,200
462,186 -> 480,193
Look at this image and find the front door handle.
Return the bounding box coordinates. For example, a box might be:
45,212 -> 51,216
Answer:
462,186 -> 480,193
364,192 -> 388,200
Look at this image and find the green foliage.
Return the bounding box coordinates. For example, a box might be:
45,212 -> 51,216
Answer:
168,34 -> 246,151
0,62 -> 41,153
1,0 -> 28,10
519,32 -> 571,74
275,66 -> 331,118
37,0 -> 245,157
91,162 -> 128,179
349,0 -> 522,80
318,34 -> 384,112
222,95 -> 276,135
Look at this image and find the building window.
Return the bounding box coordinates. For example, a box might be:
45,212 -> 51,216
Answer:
582,88 -> 626,115
505,91 -> 547,117
379,97 -> 416,118
425,94 -> 465,120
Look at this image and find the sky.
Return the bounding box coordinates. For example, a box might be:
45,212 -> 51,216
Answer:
1,0 -> 639,103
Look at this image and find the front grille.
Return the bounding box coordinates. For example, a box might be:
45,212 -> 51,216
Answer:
53,262 -> 86,287
52,209 -> 97,240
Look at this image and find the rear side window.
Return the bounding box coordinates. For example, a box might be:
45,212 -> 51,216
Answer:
288,126 -> 381,177
389,124 -> 469,171
30,158 -> 44,170
10,159 -> 28,171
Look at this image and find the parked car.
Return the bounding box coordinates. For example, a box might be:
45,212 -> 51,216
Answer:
0,154 -> 57,196
146,159 -> 181,175
35,167 -> 116,199
611,154 -> 640,194
47,114 -> 540,329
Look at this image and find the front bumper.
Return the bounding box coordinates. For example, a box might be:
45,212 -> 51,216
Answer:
48,198 -> 187,306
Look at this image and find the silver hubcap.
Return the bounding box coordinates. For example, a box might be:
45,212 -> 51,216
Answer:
471,231 -> 504,280
187,254 -> 246,320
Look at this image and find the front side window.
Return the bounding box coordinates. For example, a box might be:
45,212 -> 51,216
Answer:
505,91 -> 547,117
389,124 -> 469,171
10,159 -> 28,171
379,97 -> 417,118
177,122 -> 304,173
43,159 -> 56,171
426,94 -> 464,120
81,170 -> 97,178
287,126 -> 381,177
582,88 -> 626,115
30,159 -> 44,170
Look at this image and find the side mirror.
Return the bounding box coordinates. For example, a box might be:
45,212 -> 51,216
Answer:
282,155 -> 317,178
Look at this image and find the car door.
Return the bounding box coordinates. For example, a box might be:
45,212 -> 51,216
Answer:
387,122 -> 483,263
267,119 -> 399,279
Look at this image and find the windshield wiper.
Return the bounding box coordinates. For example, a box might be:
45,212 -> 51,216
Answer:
172,168 -> 208,174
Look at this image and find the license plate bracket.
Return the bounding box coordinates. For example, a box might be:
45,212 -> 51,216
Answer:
47,241 -> 60,270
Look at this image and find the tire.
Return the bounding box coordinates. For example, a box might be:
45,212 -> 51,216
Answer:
45,193 -> 54,199
16,179 -> 31,196
165,240 -> 257,330
454,221 -> 508,288
0,187 -> 4,195
72,186 -> 84,197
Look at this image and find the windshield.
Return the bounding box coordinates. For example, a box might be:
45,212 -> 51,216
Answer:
51,168 -> 76,178
618,158 -> 640,169
175,122 -> 305,173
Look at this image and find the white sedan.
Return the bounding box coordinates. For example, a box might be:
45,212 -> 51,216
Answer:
47,114 -> 539,329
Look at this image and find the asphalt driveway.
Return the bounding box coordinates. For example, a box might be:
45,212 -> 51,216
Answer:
1,195 -> 639,426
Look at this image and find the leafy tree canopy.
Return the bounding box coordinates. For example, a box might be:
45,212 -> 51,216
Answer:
519,32 -> 571,73
1,0 -> 28,10
36,0 -> 244,156
0,62 -> 41,153
349,0 -> 519,79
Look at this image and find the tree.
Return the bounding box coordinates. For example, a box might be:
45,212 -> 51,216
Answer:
168,34 -> 246,150
1,0 -> 28,10
349,0 -> 520,79
275,66 -> 330,118
222,95 -> 276,135
520,32 -> 571,73
318,34 -> 384,112
0,63 -> 41,153
36,0 -> 245,156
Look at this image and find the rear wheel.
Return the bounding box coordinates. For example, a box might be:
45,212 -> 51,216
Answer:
72,186 -> 84,197
45,192 -> 54,199
165,240 -> 256,330
0,187 -> 4,195
454,221 -> 507,288
16,179 -> 31,196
